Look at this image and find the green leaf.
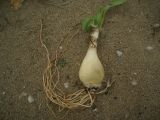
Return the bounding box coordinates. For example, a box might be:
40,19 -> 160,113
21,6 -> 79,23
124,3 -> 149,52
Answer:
82,17 -> 94,32
109,0 -> 127,7
94,8 -> 106,27
81,0 -> 127,32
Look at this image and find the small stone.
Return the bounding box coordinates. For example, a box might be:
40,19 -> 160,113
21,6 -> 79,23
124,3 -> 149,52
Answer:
64,82 -> 69,89
92,108 -> 98,112
116,50 -> 123,57
133,72 -> 137,75
132,72 -> 138,76
21,92 -> 27,97
131,80 -> 138,86
128,29 -> 132,33
2,91 -> 5,95
153,23 -> 160,29
59,46 -> 63,50
27,95 -> 34,103
19,92 -> 27,99
146,46 -> 154,50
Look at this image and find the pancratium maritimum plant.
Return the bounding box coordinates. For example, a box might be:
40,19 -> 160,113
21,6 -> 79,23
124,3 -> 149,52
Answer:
79,0 -> 127,88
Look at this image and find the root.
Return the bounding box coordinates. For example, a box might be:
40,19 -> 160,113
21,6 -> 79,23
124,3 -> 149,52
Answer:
95,80 -> 115,94
39,19 -> 94,109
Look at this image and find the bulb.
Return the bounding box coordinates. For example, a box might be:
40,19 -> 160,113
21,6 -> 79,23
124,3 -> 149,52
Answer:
79,46 -> 104,88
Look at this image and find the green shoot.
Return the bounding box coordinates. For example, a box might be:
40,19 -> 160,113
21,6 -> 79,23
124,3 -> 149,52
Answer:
82,0 -> 127,32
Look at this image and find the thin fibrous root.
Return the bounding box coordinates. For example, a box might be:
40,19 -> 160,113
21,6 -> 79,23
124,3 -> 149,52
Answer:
40,19 -> 94,110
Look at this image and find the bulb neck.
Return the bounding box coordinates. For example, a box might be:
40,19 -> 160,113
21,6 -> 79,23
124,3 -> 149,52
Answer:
89,28 -> 99,48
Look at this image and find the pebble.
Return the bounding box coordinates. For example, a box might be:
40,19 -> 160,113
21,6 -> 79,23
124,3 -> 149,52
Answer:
27,95 -> 34,103
131,80 -> 138,86
64,82 -> 69,89
19,92 -> 27,99
128,29 -> 132,33
153,23 -> 160,29
21,92 -> 27,97
133,72 -> 137,75
146,46 -> 154,50
92,108 -> 98,112
2,91 -> 5,95
59,46 -> 63,50
116,50 -> 123,57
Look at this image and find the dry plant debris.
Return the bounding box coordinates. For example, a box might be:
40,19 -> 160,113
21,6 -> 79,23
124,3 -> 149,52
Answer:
11,0 -> 24,10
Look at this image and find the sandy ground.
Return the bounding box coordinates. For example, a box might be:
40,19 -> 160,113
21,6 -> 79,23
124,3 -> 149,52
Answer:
0,0 -> 160,120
